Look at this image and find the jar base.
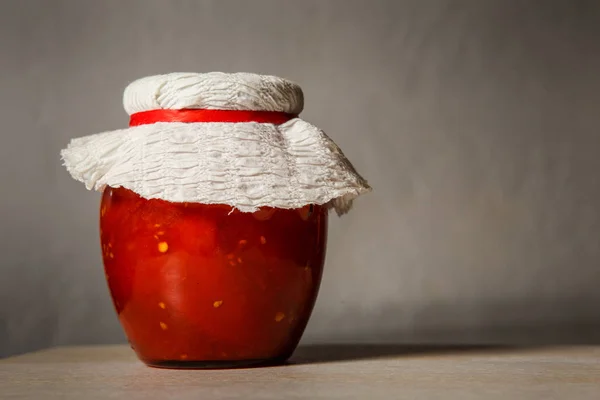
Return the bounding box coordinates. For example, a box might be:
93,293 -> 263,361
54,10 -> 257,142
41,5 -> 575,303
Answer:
143,356 -> 290,370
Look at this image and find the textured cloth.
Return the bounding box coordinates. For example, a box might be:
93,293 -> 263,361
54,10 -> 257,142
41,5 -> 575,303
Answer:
61,72 -> 371,215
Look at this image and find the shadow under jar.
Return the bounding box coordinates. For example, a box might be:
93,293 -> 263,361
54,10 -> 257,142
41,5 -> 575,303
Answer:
100,186 -> 327,369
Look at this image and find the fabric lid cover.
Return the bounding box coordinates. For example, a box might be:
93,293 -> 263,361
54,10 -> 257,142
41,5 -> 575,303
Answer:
61,72 -> 371,215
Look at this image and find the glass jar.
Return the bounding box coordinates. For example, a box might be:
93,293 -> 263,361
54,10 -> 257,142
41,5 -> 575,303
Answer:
100,186 -> 327,368
61,72 -> 371,369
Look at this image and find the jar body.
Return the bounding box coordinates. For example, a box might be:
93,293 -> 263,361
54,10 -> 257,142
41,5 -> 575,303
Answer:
100,187 -> 327,368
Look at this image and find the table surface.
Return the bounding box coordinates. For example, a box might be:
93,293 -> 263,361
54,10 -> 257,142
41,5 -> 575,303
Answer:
1,344 -> 599,399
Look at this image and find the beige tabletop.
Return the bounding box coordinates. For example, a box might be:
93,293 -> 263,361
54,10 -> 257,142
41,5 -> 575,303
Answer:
1,344 -> 599,399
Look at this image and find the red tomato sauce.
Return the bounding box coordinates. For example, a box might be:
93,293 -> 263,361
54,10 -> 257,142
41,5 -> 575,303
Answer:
100,186 -> 327,368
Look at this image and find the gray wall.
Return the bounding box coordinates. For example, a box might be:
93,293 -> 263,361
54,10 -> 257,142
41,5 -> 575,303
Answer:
1,0 -> 600,357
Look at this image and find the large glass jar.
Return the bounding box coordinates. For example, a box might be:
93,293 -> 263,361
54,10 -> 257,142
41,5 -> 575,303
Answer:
61,72 -> 371,369
100,186 -> 327,368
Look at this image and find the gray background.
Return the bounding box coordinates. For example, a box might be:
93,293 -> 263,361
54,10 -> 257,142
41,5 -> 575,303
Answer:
1,0 -> 599,358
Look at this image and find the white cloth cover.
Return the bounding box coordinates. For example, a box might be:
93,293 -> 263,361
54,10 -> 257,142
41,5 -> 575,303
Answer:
61,72 -> 371,215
